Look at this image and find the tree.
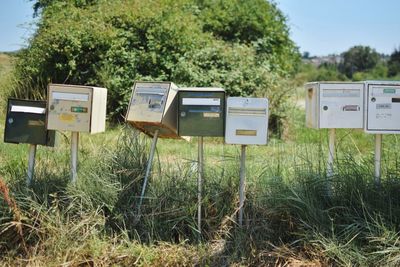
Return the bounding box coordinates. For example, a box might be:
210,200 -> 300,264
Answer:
339,45 -> 380,78
15,0 -> 300,124
388,47 -> 400,77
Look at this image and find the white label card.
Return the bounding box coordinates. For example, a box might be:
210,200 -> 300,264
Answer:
11,105 -> 46,114
52,92 -> 89,101
182,98 -> 220,106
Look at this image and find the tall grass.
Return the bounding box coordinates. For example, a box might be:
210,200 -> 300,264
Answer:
1,114 -> 400,265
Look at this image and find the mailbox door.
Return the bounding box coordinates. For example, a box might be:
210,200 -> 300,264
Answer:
319,83 -> 364,128
366,84 -> 400,133
4,99 -> 55,146
47,85 -> 93,132
178,91 -> 225,136
127,82 -> 170,123
225,98 -> 268,145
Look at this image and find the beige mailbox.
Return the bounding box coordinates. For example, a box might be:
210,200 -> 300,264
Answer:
126,81 -> 179,138
47,84 -> 107,133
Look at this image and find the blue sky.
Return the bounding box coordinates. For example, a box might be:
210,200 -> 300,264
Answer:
0,0 -> 399,56
0,0 -> 36,52
277,0 -> 400,56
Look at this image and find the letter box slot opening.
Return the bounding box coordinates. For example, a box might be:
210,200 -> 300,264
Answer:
182,98 -> 220,106
392,98 -> 400,103
228,107 -> 266,116
10,105 -> 46,114
322,89 -> 360,97
52,92 -> 89,101
342,105 -> 360,111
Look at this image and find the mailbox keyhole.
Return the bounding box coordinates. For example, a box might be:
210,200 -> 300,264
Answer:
8,118 -> 14,124
371,97 -> 376,102
323,106 -> 328,111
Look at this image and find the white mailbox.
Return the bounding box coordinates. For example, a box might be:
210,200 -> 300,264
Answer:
126,81 -> 179,138
225,97 -> 269,145
305,82 -> 364,129
47,84 -> 107,133
365,81 -> 400,134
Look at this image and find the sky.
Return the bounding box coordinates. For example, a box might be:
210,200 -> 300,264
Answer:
0,0 -> 35,52
0,0 -> 399,56
277,0 -> 400,56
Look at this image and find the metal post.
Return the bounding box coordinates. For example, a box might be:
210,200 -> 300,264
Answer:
327,128 -> 335,178
137,130 -> 159,214
198,136 -> 204,236
26,144 -> 37,186
326,129 -> 335,196
238,145 -> 246,227
375,134 -> 382,185
71,131 -> 79,183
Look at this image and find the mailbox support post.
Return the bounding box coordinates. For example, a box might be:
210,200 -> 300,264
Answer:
71,132 -> 79,183
198,136 -> 204,236
375,134 -> 382,185
137,130 -> 159,215
27,144 -> 37,186
238,145 -> 246,226
326,128 -> 335,196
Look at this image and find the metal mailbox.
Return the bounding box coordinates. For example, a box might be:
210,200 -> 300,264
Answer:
126,81 -> 179,138
365,81 -> 400,134
47,84 -> 107,133
305,82 -> 364,129
178,87 -> 225,136
4,99 -> 55,146
225,97 -> 269,145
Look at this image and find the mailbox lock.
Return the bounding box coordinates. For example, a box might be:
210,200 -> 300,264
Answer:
323,106 -> 328,111
371,97 -> 376,102
8,118 -> 14,124
180,111 -> 186,117
50,104 -> 55,110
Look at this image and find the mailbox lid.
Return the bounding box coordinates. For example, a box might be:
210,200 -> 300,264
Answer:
305,82 -> 319,128
126,82 -> 179,138
4,98 -> 55,146
225,97 -> 268,145
126,82 -> 173,123
319,82 -> 364,129
47,84 -> 93,132
365,81 -> 400,133
178,88 -> 225,136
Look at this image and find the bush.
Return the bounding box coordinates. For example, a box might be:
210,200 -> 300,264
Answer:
15,0 -> 299,125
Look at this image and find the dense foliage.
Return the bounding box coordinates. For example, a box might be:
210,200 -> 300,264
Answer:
339,45 -> 380,78
15,0 -> 300,122
388,47 -> 400,77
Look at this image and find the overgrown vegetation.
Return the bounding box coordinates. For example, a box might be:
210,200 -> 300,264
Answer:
13,0 -> 299,125
1,111 -> 400,265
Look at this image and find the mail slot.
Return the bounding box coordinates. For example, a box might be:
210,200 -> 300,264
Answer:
47,84 -> 107,133
225,97 -> 269,145
365,81 -> 400,134
305,82 -> 364,129
126,81 -> 179,138
178,87 -> 225,136
4,99 -> 55,146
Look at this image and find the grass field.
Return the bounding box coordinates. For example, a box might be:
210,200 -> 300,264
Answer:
1,55 -> 400,265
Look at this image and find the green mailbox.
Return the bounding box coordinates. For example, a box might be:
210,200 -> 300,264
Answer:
178,88 -> 225,136
4,99 -> 55,146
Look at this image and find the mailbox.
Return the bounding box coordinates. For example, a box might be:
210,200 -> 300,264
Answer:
47,84 -> 107,133
126,81 -> 179,138
225,97 -> 269,145
178,88 -> 225,136
365,81 -> 400,134
4,99 -> 55,146
305,82 -> 364,129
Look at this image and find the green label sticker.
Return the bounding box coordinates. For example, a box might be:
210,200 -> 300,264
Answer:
383,88 -> 396,94
71,106 -> 88,113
